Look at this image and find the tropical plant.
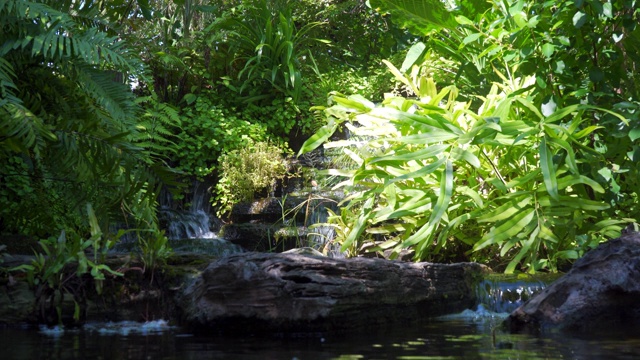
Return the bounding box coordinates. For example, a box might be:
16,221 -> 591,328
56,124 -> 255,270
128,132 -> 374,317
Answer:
211,0 -> 328,103
175,94 -> 270,179
0,0 -> 177,236
300,53 -> 632,273
295,0 -> 640,272
138,229 -> 172,284
12,204 -> 123,325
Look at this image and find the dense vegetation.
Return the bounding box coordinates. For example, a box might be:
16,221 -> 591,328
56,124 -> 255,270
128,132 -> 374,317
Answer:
1,0 -> 640,322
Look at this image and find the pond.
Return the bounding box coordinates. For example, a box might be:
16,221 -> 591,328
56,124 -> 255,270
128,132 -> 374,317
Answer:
2,274 -> 639,360
2,313 -> 640,360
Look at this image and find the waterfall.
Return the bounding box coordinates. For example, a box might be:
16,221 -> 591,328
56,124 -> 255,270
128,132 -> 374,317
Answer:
159,180 -> 217,240
304,194 -> 344,258
475,274 -> 560,314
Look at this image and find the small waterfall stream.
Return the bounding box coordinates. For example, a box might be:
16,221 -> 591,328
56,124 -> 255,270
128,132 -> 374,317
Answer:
475,274 -> 555,314
157,180 -> 243,256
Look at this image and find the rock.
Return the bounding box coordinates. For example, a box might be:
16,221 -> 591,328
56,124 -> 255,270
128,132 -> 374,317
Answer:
0,280 -> 36,324
504,232 -> 640,333
177,252 -> 488,334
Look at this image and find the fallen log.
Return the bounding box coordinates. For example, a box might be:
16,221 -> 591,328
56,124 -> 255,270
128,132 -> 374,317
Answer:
177,252 -> 488,334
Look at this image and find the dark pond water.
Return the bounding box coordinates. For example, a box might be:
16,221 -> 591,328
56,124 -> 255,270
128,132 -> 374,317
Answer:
2,274 -> 639,359
2,314 -> 640,360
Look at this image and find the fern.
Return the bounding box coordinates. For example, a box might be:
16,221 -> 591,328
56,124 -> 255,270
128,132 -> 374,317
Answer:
132,93 -> 181,159
0,0 -> 178,235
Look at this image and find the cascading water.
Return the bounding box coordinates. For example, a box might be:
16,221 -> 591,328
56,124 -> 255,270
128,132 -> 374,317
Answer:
475,274 -> 554,314
296,193 -> 344,258
440,273 -> 559,328
160,180 -> 217,240
157,180 -> 243,256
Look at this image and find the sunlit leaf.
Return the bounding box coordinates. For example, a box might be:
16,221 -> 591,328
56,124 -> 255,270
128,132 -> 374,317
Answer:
540,137 -> 559,200
475,207 -> 536,251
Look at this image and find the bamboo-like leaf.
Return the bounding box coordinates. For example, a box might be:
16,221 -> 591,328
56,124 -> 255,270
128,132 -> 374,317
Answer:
383,59 -> 418,95
341,198 -> 374,252
405,161 -> 454,256
427,160 -> 453,229
544,104 -> 582,123
504,225 -> 540,274
297,119 -> 338,156
475,207 -> 536,251
387,156 -> 447,184
537,195 -> 610,210
574,125 -> 603,139
539,137 -> 559,200
514,97 -> 544,120
450,146 -> 481,168
555,174 -> 605,193
544,129 -> 578,174
477,197 -> 532,223
368,144 -> 450,165
395,130 -> 459,144
333,95 -> 375,112
505,169 -> 541,189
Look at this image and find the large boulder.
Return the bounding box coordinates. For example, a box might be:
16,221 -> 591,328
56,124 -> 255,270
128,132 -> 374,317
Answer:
177,252 -> 488,333
504,231 -> 640,333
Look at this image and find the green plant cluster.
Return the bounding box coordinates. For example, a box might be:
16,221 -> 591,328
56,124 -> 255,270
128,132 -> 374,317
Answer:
176,94 -> 270,178
300,0 -> 640,273
214,141 -> 290,216
12,205 -> 123,325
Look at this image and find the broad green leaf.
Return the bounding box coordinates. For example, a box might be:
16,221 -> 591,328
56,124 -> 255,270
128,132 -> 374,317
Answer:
369,0 -> 458,34
455,15 -> 474,26
602,2 -> 613,18
573,11 -> 587,28
400,42 -> 427,72
554,250 -> 579,260
297,120 -> 338,156
462,33 -> 482,45
541,43 -> 555,58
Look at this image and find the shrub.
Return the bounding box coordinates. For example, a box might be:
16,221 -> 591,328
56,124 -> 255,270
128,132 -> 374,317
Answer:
214,141 -> 290,217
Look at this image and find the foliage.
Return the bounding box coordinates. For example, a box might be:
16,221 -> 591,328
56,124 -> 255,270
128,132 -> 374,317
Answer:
176,94 -> 270,178
12,204 -> 123,325
138,230 -> 172,283
132,92 -> 181,162
0,0 -> 177,236
295,0 -> 640,272
300,56 -> 633,273
214,140 -> 291,217
211,0 -> 328,103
